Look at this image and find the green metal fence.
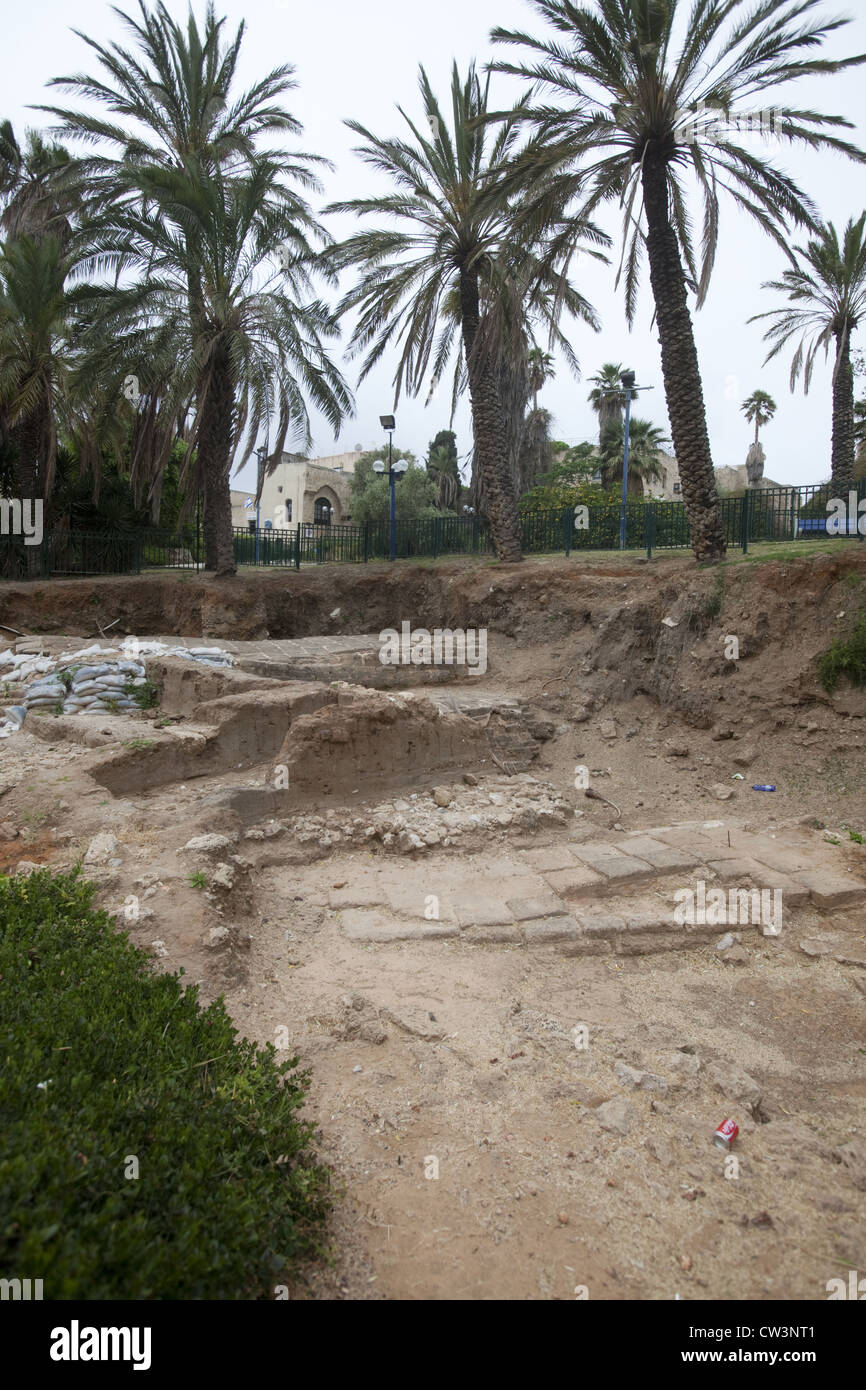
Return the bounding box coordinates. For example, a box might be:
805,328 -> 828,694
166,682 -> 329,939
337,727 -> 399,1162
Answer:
2,481 -> 863,579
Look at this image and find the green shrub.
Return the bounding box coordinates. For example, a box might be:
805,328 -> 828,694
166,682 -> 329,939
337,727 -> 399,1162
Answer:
817,610 -> 866,692
0,869 -> 329,1299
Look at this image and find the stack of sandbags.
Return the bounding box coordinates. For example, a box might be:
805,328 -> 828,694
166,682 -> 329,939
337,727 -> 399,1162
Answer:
23,677 -> 68,712
61,661 -> 147,715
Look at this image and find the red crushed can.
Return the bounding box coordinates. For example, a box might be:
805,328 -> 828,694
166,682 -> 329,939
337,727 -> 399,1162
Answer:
713,1118 -> 739,1150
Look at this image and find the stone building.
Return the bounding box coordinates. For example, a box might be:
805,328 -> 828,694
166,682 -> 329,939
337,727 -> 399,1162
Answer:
231,451 -> 363,532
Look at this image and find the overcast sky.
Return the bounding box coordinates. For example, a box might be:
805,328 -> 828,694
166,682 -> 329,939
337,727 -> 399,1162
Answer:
5,0 -> 866,491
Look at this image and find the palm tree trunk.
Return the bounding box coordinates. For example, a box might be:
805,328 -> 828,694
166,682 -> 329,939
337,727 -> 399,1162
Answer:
831,328 -> 855,493
198,342 -> 237,576
642,157 -> 726,563
459,269 -> 522,563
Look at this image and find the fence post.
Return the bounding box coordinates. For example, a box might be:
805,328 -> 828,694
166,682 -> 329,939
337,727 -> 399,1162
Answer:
741,488 -> 751,555
363,522 -> 369,563
295,523 -> 301,570
563,507 -> 572,557
432,516 -> 440,561
135,534 -> 142,575
645,503 -> 656,560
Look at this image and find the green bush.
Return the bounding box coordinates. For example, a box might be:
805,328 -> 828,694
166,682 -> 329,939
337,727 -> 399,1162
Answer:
0,870 -> 329,1299
817,610 -> 866,692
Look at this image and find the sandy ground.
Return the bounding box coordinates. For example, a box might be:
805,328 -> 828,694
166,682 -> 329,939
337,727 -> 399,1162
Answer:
1,555 -> 865,1300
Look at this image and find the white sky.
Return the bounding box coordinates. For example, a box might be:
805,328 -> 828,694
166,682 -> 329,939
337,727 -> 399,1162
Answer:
4,0 -> 866,491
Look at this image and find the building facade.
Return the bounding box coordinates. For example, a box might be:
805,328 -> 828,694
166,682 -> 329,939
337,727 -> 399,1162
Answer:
231,451 -> 363,532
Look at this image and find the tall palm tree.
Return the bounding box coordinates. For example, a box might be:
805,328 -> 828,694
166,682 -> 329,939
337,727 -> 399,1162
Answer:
40,0 -> 347,571
490,0 -> 866,562
325,62 -> 605,562
0,235 -> 70,503
741,390 -> 777,446
79,156 -> 352,574
587,362 -> 630,447
751,216 -> 866,493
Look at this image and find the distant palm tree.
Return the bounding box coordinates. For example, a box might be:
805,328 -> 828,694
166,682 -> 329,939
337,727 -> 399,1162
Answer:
527,347 -> 555,413
0,122 -> 77,245
599,417 -> 668,497
741,390 -> 778,446
587,363 -> 630,448
752,216 -> 866,493
490,0 -> 866,561
325,62 -> 605,562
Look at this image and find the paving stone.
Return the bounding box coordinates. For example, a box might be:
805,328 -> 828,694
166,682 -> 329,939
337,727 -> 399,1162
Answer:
796,871 -> 866,910
748,870 -> 811,908
579,912 -> 626,936
460,924 -> 524,945
557,937 -> 611,956
329,884 -> 387,910
341,909 -> 458,942
386,883 -> 457,923
706,857 -> 772,882
620,835 -> 672,857
543,865 -> 605,898
569,841 -> 623,861
623,843 -> 699,873
574,852 -> 654,882
522,915 -> 583,943
455,899 -> 515,929
506,893 -> 567,921
521,845 -> 576,873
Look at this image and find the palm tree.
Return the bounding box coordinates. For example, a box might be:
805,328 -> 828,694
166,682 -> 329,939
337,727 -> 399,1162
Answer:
79,156 -> 352,574
490,0 -> 866,562
598,416 -> 668,497
741,390 -> 777,446
751,216 -> 866,493
325,62 -> 605,562
0,235 -> 70,503
0,122 -> 77,245
527,346 -> 555,413
587,363 -> 630,447
40,1 -> 349,572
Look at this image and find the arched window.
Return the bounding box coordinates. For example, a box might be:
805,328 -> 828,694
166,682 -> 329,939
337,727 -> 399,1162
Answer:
314,497 -> 332,525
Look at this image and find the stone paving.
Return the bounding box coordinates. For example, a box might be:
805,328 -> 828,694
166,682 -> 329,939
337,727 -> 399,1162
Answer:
326,822 -> 866,953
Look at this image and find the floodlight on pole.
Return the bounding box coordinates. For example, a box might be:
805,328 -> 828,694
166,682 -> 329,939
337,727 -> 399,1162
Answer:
380,413 -> 398,560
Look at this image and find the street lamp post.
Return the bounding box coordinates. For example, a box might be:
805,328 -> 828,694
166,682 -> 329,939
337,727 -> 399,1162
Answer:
254,445 -> 268,566
598,372 -> 653,550
619,371 -> 635,550
376,415 -> 407,561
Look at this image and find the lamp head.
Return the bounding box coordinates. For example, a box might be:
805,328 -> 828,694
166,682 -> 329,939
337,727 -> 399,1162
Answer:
392,457 -> 409,476
372,459 -> 385,474
379,414 -> 396,432
620,370 -> 636,390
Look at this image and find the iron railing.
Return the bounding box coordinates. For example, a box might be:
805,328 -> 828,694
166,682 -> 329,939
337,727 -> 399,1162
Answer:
1,480 -> 863,579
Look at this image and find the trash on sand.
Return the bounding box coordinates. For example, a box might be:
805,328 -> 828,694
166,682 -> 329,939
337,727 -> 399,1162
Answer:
752,784 -> 776,792
731,773 -> 745,780
713,1118 -> 739,1150
661,616 -> 679,628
